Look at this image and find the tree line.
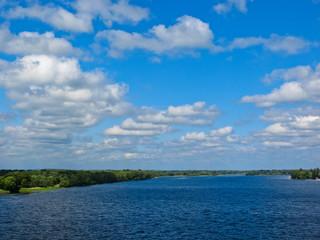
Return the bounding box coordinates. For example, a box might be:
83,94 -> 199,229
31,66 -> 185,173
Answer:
245,169 -> 292,176
291,168 -> 320,180
0,169 -> 156,193
1,168 -> 310,193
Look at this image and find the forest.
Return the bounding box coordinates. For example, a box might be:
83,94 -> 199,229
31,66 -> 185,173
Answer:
245,169 -> 292,176
290,168 -> 320,180
0,169 -> 156,193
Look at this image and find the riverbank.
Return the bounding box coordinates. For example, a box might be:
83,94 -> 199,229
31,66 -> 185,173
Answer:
0,186 -> 60,194
0,169 -> 297,194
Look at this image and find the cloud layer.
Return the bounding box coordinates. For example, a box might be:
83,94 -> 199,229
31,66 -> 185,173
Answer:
227,34 -> 314,55
96,15 -> 215,57
0,55 -> 132,144
241,64 -> 320,107
0,0 -> 319,170
5,0 -> 149,33
0,26 -> 80,56
96,16 -> 315,58
103,102 -> 219,136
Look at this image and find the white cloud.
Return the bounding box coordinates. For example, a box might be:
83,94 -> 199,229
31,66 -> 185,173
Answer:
209,126 -> 233,136
179,126 -> 233,143
161,126 -> 253,162
262,106 -> 320,123
181,131 -> 207,141
242,82 -> 306,107
263,114 -> 320,135
228,34 -> 313,55
264,123 -> 292,135
167,101 -> 216,117
263,141 -> 293,147
96,23 -> 315,58
96,15 -> 215,57
241,64 -> 320,107
103,102 -> 219,136
123,152 -> 156,159
0,55 -> 133,143
0,26 -> 81,56
263,34 -> 313,54
6,4 -> 93,33
103,125 -> 167,136
213,0 -> 253,14
3,125 -> 73,144
228,36 -> 264,49
290,116 -> 320,130
73,0 -> 149,27
251,106 -> 320,151
262,66 -> 312,84
103,118 -> 172,136
137,102 -> 219,126
5,0 -> 149,33
121,118 -> 171,131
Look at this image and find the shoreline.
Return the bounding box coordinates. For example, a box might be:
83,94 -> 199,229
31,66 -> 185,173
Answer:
0,186 -> 60,194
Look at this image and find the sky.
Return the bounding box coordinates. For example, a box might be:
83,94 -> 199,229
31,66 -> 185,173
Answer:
0,0 -> 320,170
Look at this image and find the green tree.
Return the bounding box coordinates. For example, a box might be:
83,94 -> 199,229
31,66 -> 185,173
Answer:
0,176 -> 20,193
21,178 -> 30,188
59,179 -> 71,187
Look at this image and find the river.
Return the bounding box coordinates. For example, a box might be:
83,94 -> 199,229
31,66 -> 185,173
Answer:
0,175 -> 319,239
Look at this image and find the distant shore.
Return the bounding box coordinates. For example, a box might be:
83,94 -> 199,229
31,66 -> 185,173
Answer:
1,168 -> 316,194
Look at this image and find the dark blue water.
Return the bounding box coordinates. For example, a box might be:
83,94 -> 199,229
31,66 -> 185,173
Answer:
0,176 -> 320,239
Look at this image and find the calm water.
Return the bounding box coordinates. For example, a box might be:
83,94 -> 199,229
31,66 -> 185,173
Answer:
0,175 -> 320,239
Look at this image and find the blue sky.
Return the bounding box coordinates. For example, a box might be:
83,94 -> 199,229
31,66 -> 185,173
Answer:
0,0 -> 320,170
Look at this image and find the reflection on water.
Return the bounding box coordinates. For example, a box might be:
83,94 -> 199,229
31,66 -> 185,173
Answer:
0,176 -> 320,239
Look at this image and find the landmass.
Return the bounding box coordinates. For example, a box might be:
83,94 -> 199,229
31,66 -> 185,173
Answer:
0,168 -> 317,194
290,168 -> 320,180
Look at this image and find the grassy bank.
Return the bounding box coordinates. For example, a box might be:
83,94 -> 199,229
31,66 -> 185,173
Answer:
0,186 -> 60,194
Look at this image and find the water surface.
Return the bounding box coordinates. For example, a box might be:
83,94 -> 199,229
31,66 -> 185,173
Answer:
0,175 -> 319,239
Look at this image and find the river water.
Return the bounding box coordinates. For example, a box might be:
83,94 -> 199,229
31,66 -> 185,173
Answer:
0,175 -> 319,239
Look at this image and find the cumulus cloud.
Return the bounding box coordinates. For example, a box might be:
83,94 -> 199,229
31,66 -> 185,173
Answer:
161,126 -> 253,160
6,4 -> 93,33
262,65 -> 312,84
137,102 -> 219,126
103,125 -> 169,136
96,15 -> 215,57
103,119 -> 172,136
227,34 -> 314,55
251,106 -> 320,150
167,101 -> 216,117
103,102 -> 219,136
209,126 -> 233,136
262,108 -> 320,133
96,21 -> 315,58
0,26 -> 81,56
241,64 -> 320,107
213,0 -> 253,14
3,125 -> 73,145
242,82 -> 306,107
180,132 -> 206,141
5,0 -> 149,33
72,0 -> 149,27
179,126 -> 233,143
159,105 -> 320,157
0,55 -> 133,145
